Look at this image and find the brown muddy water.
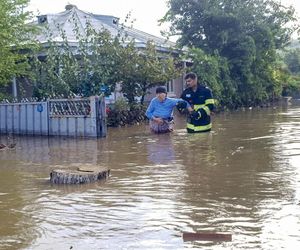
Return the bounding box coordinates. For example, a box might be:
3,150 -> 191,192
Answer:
1,102 -> 300,249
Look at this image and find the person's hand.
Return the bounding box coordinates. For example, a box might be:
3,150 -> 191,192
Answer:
190,110 -> 201,120
176,101 -> 187,112
153,117 -> 164,124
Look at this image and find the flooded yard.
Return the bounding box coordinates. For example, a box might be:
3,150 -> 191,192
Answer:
1,103 -> 300,249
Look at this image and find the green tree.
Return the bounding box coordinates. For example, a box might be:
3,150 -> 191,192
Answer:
284,48 -> 300,75
118,41 -> 180,104
32,18 -> 123,99
0,0 -> 35,88
163,0 -> 296,51
163,0 -> 298,106
185,47 -> 236,108
32,14 -> 179,104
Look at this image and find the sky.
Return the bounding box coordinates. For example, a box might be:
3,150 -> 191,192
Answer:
27,0 -> 170,38
27,0 -> 300,40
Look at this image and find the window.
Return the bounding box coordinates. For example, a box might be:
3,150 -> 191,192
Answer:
167,79 -> 174,93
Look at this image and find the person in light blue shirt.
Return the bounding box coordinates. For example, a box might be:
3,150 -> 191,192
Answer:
146,86 -> 192,133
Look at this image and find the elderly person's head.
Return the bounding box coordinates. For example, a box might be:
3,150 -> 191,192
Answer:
156,86 -> 167,101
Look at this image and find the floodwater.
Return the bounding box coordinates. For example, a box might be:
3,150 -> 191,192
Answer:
1,102 -> 300,250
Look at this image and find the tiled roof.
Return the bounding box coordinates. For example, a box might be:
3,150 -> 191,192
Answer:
33,5 -> 176,51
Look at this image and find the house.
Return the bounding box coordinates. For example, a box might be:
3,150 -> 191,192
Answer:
29,4 -> 188,102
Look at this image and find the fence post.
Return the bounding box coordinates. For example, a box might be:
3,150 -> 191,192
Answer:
98,96 -> 107,137
90,96 -> 107,138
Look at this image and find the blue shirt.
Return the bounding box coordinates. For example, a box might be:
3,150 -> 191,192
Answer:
146,97 -> 190,120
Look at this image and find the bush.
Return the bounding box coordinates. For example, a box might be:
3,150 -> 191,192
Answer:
107,98 -> 147,127
282,76 -> 300,97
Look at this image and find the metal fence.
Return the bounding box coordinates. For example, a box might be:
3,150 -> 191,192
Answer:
0,96 -> 106,138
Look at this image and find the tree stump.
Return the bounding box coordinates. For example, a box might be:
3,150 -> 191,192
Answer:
50,166 -> 110,184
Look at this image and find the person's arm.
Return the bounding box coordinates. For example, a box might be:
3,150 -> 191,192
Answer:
199,88 -> 214,117
145,99 -> 155,120
173,98 -> 193,112
183,99 -> 193,112
205,89 -> 215,112
187,105 -> 193,112
169,98 -> 190,107
191,89 -> 215,120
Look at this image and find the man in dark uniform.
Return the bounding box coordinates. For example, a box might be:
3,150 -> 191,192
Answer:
180,72 -> 215,133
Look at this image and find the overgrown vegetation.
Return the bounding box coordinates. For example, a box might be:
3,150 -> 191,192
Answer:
281,47 -> 300,97
162,0 -> 300,108
30,13 -> 179,105
106,98 -> 147,127
0,0 -> 36,96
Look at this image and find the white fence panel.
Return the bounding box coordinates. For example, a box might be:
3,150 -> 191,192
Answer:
0,96 -> 106,138
0,102 -> 48,135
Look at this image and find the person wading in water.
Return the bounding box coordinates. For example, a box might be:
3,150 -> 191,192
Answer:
146,86 -> 192,133
181,72 -> 215,133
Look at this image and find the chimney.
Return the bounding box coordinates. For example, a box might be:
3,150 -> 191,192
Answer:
65,4 -> 77,11
38,15 -> 47,24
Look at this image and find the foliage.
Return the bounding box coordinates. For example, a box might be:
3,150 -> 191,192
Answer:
31,12 -> 179,104
31,16 -> 122,99
106,98 -> 147,127
282,75 -> 300,97
186,48 -> 223,101
284,48 -> 300,75
164,0 -> 297,51
0,0 -> 36,90
117,41 -> 181,104
163,0 -> 299,107
279,47 -> 300,97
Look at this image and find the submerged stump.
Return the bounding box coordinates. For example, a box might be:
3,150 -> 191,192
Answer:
50,166 -> 110,184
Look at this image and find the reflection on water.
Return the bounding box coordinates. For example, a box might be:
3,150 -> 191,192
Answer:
146,134 -> 175,164
1,104 -> 300,249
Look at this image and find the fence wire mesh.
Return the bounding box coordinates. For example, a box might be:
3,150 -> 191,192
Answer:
49,99 -> 91,117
